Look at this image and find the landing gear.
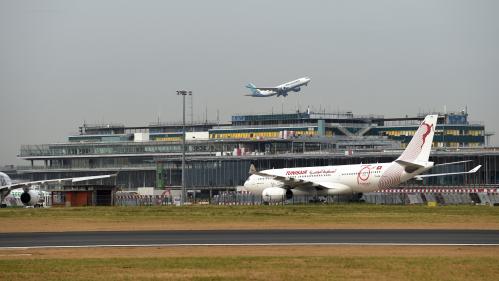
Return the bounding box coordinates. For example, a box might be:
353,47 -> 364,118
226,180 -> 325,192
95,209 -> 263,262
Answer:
308,197 -> 325,203
351,193 -> 364,202
0,203 -> 6,208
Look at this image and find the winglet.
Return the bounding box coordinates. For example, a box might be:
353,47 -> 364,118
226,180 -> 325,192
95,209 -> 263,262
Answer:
468,165 -> 482,173
395,159 -> 425,169
249,164 -> 257,174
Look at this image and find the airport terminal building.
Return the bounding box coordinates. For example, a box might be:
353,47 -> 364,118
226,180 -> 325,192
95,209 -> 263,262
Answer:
14,110 -> 498,192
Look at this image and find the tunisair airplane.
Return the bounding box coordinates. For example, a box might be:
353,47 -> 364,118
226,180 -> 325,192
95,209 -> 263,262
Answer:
243,115 -> 481,202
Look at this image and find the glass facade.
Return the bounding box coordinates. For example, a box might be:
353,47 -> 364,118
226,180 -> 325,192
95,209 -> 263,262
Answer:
17,111 -> 494,190
17,151 -> 499,190
155,152 -> 499,189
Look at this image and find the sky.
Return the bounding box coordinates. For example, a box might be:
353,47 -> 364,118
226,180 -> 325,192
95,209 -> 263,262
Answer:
1,0 -> 498,165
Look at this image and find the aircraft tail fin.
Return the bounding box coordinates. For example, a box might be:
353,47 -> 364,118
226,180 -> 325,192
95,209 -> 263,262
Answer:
245,83 -> 260,95
0,172 -> 12,187
249,164 -> 257,174
397,115 -> 438,165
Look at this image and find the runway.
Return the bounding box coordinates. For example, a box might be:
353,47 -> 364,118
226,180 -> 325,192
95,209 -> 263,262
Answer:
1,229 -> 498,249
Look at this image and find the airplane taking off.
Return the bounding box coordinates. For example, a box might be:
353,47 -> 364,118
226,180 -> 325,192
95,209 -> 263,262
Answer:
245,77 -> 311,97
0,172 -> 116,207
244,115 -> 482,203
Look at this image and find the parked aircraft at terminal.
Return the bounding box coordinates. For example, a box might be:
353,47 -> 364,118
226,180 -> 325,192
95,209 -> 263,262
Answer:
0,172 -> 116,208
245,77 -> 311,97
3,187 -> 50,207
244,115 -> 482,202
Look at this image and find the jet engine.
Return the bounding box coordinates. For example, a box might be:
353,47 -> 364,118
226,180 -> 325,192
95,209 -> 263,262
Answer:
20,190 -> 44,207
262,187 -> 293,203
292,87 -> 301,92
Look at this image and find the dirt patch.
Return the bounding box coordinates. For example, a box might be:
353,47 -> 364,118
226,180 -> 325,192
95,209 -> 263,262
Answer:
1,245 -> 498,259
1,218 -> 498,233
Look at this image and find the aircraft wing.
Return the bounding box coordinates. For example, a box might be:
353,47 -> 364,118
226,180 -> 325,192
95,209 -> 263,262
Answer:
0,174 -> 117,192
247,86 -> 279,91
414,165 -> 481,180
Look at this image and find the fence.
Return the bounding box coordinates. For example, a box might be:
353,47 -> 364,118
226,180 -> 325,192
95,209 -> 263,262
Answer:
114,195 -> 175,206
61,187 -> 499,207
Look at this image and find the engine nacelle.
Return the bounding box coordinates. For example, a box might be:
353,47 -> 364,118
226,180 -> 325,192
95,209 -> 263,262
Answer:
292,87 -> 301,92
262,187 -> 293,203
20,190 -> 44,207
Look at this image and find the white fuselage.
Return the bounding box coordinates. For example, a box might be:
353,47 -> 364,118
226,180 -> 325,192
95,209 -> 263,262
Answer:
254,77 -> 311,97
243,162 -> 431,197
253,90 -> 276,97
276,77 -> 311,91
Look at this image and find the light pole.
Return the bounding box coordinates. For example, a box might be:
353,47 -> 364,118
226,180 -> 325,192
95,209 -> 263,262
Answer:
177,90 -> 192,205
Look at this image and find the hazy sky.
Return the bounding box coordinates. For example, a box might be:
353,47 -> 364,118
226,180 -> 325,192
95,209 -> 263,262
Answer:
1,0 -> 498,165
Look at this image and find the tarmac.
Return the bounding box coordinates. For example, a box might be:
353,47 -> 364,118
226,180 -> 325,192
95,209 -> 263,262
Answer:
1,229 -> 498,248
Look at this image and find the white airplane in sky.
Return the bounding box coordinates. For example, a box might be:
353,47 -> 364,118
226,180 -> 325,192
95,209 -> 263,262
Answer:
244,115 -> 482,202
0,172 -> 116,208
245,77 -> 311,97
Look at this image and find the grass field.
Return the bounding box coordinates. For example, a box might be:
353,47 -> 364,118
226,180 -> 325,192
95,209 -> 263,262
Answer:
1,246 -> 498,281
1,205 -> 498,280
0,204 -> 498,232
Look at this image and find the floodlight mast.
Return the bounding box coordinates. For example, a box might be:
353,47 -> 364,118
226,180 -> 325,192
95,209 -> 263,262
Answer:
176,90 -> 192,205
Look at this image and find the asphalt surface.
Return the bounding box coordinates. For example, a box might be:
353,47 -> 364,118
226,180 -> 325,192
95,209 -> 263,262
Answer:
1,229 -> 498,248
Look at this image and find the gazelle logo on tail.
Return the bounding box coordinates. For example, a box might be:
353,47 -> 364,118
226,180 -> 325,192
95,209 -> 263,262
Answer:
420,121 -> 434,148
397,115 -> 438,165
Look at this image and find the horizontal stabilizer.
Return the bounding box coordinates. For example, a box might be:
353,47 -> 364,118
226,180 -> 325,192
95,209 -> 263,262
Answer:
414,165 -> 481,180
433,160 -> 472,167
395,160 -> 425,169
